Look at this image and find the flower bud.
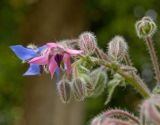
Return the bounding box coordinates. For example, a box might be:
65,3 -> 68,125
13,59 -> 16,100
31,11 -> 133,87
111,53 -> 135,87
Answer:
140,95 -> 160,125
72,78 -> 86,101
57,80 -> 72,103
79,32 -> 97,55
91,109 -> 139,125
108,36 -> 128,61
135,16 -> 157,38
90,115 -> 102,125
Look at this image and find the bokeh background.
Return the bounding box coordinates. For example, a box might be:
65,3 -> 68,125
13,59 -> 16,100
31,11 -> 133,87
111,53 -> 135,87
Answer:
0,0 -> 160,125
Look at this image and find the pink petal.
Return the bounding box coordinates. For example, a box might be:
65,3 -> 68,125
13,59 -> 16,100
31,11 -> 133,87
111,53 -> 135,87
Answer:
63,53 -> 72,74
49,56 -> 58,78
65,49 -> 83,55
47,42 -> 63,49
29,55 -> 48,65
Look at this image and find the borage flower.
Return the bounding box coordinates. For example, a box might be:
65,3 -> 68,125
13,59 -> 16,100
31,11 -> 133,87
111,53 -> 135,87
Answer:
28,42 -> 83,79
10,44 -> 47,75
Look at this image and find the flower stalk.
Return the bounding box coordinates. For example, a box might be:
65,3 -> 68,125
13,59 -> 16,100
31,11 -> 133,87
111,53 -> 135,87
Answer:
124,54 -> 133,66
95,47 -> 107,60
93,58 -> 151,98
145,36 -> 160,84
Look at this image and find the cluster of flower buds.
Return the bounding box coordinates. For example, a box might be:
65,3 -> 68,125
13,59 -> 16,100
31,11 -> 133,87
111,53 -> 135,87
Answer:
57,65 -> 107,103
57,73 -> 88,103
140,95 -> 160,125
90,109 -> 140,125
108,36 -> 128,62
9,14 -> 160,125
135,16 -> 157,39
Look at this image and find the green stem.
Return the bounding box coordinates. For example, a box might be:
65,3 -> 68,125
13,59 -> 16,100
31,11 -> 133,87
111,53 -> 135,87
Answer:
95,47 -> 108,60
145,37 -> 160,84
94,58 -> 151,98
116,68 -> 150,98
123,54 -> 150,97
124,54 -> 133,66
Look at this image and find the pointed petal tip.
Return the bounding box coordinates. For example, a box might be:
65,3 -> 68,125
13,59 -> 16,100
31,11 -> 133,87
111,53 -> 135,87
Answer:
65,49 -> 83,55
23,73 -> 40,76
50,74 -> 54,80
49,56 -> 58,78
23,64 -> 41,76
9,45 -> 14,49
9,45 -> 20,51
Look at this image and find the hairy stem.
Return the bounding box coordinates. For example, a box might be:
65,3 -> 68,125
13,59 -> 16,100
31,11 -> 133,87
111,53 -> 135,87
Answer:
124,54 -> 133,66
114,65 -> 150,98
93,58 -> 151,98
124,54 -> 149,98
95,47 -> 108,60
145,37 -> 160,84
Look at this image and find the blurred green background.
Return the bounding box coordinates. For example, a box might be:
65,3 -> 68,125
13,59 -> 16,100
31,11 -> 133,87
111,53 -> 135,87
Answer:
0,0 -> 160,125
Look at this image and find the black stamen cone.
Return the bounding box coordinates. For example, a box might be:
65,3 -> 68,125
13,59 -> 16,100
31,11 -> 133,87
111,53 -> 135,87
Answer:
55,54 -> 63,67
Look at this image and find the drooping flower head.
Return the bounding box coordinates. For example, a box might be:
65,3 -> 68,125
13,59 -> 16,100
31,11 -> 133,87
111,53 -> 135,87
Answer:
29,42 -> 83,78
10,44 -> 47,75
135,16 -> 157,39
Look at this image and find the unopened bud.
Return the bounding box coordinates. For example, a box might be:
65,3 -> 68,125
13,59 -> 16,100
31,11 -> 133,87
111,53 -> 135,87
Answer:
135,16 -> 157,38
140,95 -> 160,125
79,32 -> 97,55
57,80 -> 71,103
108,36 -> 128,61
72,78 -> 86,101
90,115 -> 102,125
91,109 -> 139,125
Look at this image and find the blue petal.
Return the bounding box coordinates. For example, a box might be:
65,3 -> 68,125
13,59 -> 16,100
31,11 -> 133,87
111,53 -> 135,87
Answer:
35,45 -> 47,53
10,45 -> 37,60
55,67 -> 60,83
23,64 -> 41,76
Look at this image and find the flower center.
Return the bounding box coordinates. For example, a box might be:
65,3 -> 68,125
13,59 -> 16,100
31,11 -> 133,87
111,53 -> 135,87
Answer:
54,54 -> 63,67
51,47 -> 64,55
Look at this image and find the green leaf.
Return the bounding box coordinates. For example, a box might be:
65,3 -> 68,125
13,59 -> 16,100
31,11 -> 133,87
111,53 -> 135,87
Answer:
88,67 -> 108,97
105,73 -> 125,105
